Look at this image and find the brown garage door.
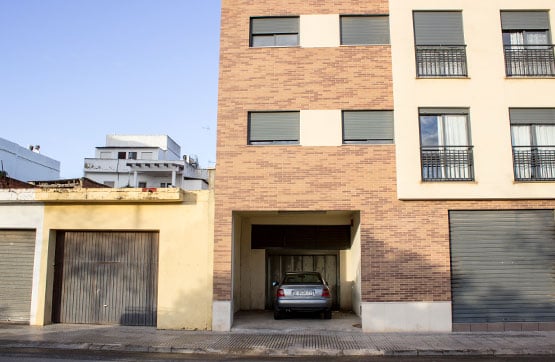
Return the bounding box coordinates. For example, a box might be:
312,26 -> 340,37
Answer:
0,229 -> 35,323
52,231 -> 158,326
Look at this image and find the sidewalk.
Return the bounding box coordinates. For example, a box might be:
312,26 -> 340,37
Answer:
1,315 -> 554,357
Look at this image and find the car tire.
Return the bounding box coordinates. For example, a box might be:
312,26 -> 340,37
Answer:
274,310 -> 283,320
323,310 -> 332,319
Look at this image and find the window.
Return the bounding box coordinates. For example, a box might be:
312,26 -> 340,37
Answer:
510,108 -> 555,181
501,11 -> 555,77
250,17 -> 299,47
138,182 -> 147,188
342,111 -> 394,144
100,152 -> 112,159
128,152 -> 137,160
117,152 -> 126,159
141,152 -> 153,160
103,181 -> 115,187
413,11 -> 467,77
340,15 -> 390,45
419,108 -> 474,181
248,112 -> 300,145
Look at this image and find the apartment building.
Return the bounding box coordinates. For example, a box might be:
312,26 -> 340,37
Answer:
84,135 -> 209,190
215,0 -> 555,332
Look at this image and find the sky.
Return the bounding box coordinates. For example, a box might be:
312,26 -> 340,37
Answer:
0,0 -> 221,178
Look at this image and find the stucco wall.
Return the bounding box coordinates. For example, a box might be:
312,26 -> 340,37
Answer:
390,0 -> 555,199
35,190 -> 213,330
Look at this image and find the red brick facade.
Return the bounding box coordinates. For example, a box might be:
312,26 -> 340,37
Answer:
214,0 -> 555,306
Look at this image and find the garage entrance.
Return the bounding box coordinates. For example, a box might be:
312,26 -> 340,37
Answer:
52,231 -> 159,326
0,229 -> 36,323
266,252 -> 339,309
450,210 -> 555,329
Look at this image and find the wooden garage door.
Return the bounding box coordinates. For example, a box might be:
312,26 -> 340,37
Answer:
450,210 -> 555,323
266,253 -> 339,309
0,229 -> 35,323
53,231 -> 158,326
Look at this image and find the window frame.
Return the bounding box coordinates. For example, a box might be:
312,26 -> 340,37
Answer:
342,110 -> 394,144
247,111 -> 300,145
250,16 -> 300,48
340,14 -> 391,46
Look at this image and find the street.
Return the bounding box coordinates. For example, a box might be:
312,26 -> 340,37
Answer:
0,348 -> 551,362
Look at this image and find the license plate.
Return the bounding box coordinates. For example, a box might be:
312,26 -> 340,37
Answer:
292,290 -> 314,296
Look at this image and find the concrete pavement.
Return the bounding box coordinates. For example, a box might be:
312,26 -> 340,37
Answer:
0,312 -> 553,357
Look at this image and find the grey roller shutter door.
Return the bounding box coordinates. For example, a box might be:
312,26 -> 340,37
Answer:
510,108 -> 555,125
341,16 -> 390,45
53,231 -> 159,326
0,230 -> 35,323
249,112 -> 300,143
251,17 -> 299,34
414,11 -> 465,45
343,111 -> 394,143
501,11 -> 550,30
450,210 -> 555,323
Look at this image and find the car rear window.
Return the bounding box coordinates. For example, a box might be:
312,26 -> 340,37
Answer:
283,273 -> 322,284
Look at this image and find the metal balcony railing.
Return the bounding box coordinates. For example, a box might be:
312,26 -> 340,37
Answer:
504,45 -> 555,77
421,146 -> 474,181
512,146 -> 555,181
416,45 -> 468,77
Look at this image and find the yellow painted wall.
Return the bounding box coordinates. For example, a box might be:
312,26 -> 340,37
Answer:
35,190 -> 213,330
390,0 -> 555,199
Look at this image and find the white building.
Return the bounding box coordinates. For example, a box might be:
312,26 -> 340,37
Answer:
84,135 -> 209,190
0,137 -> 60,181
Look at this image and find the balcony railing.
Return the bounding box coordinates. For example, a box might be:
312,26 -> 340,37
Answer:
416,45 -> 468,77
512,146 -> 555,181
504,45 -> 555,77
421,146 -> 474,181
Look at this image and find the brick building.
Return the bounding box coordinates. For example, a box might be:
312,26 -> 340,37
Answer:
214,0 -> 555,332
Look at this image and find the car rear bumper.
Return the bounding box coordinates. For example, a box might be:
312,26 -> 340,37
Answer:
275,298 -> 332,311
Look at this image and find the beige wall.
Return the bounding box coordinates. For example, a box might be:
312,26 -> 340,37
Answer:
300,14 -> 340,48
390,0 -> 555,199
300,110 -> 343,146
34,190 -> 213,330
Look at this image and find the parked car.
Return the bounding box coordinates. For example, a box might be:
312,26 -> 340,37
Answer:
272,271 -> 332,320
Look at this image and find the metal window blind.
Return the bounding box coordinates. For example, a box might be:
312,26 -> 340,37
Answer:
341,16 -> 390,45
501,11 -> 550,30
249,112 -> 300,142
343,111 -> 394,142
413,11 -> 465,45
510,108 -> 555,125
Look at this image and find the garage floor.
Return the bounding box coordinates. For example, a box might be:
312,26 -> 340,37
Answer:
231,310 -> 362,333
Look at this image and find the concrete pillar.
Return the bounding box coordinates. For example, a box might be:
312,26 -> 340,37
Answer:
171,170 -> 176,186
133,171 -> 138,187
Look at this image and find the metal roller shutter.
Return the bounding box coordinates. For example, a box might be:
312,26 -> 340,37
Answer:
0,229 -> 36,323
450,210 -> 555,323
52,231 -> 159,326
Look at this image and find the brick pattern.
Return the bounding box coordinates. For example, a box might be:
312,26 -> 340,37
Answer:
214,0 -> 555,305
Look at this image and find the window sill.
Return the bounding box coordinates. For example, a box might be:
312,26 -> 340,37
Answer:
416,76 -> 470,80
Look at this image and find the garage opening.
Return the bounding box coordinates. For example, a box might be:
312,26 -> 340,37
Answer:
450,210 -> 555,331
0,229 -> 36,323
52,231 -> 159,326
232,211 -> 361,325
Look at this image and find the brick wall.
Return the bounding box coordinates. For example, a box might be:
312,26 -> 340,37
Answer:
214,0 -> 555,304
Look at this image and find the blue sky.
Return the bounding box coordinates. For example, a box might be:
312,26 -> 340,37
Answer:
0,0 -> 221,177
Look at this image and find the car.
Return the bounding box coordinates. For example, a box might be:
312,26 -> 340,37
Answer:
272,271 -> 332,320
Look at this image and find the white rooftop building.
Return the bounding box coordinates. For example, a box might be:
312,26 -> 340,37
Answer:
0,137 -> 60,181
84,135 -> 209,190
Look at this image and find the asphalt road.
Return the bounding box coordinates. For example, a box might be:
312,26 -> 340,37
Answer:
0,348 -> 552,362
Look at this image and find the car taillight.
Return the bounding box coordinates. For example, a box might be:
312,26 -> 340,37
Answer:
322,288 -> 330,297
277,288 -> 285,297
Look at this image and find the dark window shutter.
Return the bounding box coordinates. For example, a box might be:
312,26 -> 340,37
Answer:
343,111 -> 394,143
419,108 -> 469,115
249,112 -> 300,143
341,16 -> 390,45
251,17 -> 299,35
510,108 -> 555,125
413,11 -> 465,45
501,11 -> 550,30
